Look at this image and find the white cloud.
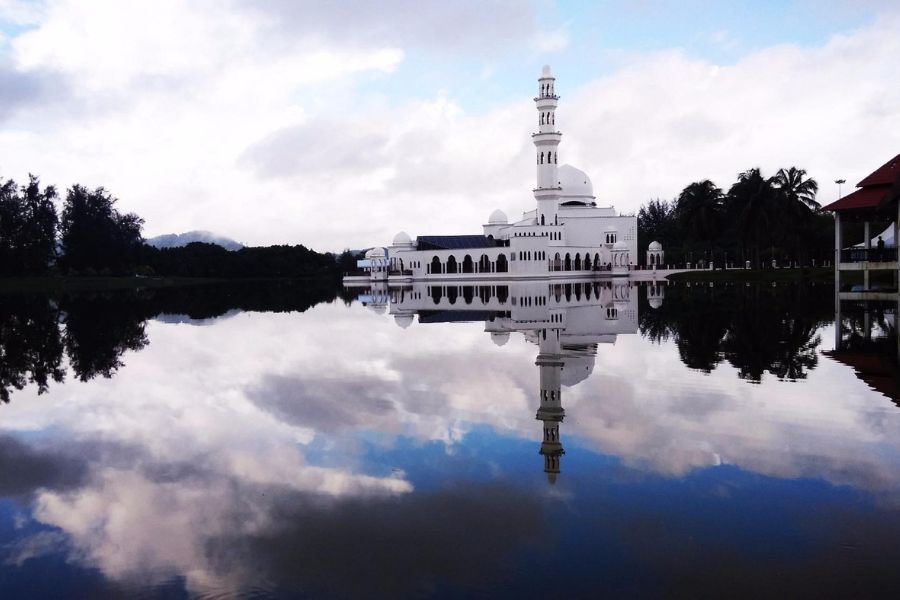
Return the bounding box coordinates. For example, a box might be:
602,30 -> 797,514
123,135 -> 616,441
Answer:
0,3 -> 898,250
535,26 -> 570,53
0,0 -> 45,25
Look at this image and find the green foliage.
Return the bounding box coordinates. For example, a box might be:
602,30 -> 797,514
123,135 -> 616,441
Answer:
0,175 -> 59,275
59,185 -> 144,274
136,242 -> 340,278
638,166 -> 834,267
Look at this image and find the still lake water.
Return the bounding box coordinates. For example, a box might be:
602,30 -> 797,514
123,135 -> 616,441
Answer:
1,279 -> 899,598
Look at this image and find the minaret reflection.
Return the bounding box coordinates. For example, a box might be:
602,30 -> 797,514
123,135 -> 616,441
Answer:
373,279 -> 654,483
536,332 -> 565,484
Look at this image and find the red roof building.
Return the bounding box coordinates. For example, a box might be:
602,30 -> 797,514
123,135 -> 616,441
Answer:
825,152 -> 900,293
823,153 -> 900,212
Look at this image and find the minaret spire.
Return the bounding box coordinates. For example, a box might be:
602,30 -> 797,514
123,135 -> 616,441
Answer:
533,65 -> 562,227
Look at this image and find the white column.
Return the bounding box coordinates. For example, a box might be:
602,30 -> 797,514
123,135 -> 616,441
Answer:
834,212 -> 841,275
864,220 -> 871,289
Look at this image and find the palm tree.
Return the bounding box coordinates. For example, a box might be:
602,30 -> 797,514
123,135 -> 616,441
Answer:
773,167 -> 819,264
727,169 -> 777,267
675,180 -> 723,261
773,167 -> 820,210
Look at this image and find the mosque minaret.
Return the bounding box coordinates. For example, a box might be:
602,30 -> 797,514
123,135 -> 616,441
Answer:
350,65 -> 642,283
534,65 -> 562,228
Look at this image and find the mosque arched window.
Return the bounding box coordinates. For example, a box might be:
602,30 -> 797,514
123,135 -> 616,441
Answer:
462,255 -> 474,273
540,152 -> 544,164
496,254 -> 508,273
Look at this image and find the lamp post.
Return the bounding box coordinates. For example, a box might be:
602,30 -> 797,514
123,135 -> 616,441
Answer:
835,178 -> 846,199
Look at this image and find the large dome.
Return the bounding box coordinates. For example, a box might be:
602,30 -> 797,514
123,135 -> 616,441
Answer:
560,355 -> 595,387
394,314 -> 414,329
393,231 -> 412,246
488,209 -> 508,224
557,164 -> 594,198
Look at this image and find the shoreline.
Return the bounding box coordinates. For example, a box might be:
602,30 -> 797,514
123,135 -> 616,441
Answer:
0,274 -> 342,294
665,267 -> 833,283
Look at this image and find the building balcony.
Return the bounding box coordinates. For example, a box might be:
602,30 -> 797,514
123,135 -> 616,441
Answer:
839,247 -> 898,265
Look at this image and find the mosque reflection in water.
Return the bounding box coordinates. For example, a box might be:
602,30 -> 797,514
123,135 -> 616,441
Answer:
358,279 -> 664,483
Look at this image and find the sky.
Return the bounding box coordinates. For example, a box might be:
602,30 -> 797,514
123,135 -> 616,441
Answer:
1,0 -> 899,251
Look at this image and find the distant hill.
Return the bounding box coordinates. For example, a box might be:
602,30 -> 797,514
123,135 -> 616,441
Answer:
146,231 -> 244,251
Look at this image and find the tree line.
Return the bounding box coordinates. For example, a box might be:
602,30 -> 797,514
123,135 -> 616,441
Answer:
0,174 -> 342,278
638,167 -> 835,268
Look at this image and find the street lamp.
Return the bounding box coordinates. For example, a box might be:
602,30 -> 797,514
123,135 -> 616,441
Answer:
835,178 -> 846,199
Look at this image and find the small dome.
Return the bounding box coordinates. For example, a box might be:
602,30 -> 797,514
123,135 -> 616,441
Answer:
604,225 -> 617,233
558,164 -> 594,198
394,314 -> 414,329
613,241 -> 628,251
648,240 -> 662,251
542,65 -> 552,78
365,247 -> 386,258
488,209 -> 508,224
490,332 -> 510,346
393,231 -> 412,246
366,303 -> 386,315
649,297 -> 663,309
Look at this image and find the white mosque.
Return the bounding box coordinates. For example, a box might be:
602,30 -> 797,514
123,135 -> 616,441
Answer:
349,65 -> 641,283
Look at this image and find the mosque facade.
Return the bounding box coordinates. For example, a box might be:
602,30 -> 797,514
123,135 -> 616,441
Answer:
352,65 -> 639,283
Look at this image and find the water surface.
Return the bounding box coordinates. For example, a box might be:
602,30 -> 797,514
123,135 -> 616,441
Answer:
1,279 -> 899,598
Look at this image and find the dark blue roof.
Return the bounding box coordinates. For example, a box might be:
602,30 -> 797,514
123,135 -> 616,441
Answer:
416,235 -> 498,251
417,310 -> 506,323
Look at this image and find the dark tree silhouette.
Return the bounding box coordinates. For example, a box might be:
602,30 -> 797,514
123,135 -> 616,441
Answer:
59,185 -> 144,274
640,282 -> 832,382
61,294 -> 149,381
0,175 -> 59,275
0,296 -> 65,403
676,180 -> 723,250
637,166 -> 831,268
727,168 -> 777,267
